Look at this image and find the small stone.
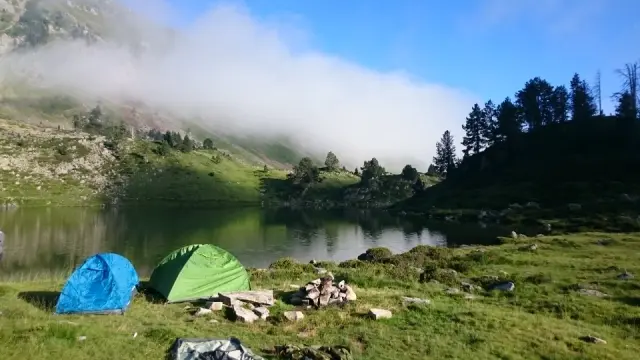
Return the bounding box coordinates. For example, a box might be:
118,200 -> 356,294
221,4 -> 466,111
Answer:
344,285 -> 357,301
132,332 -> 138,338
402,297 -> 431,305
580,335 -> 607,344
307,288 -> 320,300
461,282 -> 478,292
289,284 -> 301,289
205,301 -> 224,311
464,294 -> 476,300
233,306 -> 259,323
618,271 -> 634,280
492,282 -> 515,292
194,307 -> 213,317
368,308 -> 392,320
315,268 -> 327,275
578,289 -> 608,297
253,307 -> 270,320
445,288 -> 460,295
209,319 -> 219,323
283,311 -> 305,321
78,336 -> 87,341
511,231 -> 518,239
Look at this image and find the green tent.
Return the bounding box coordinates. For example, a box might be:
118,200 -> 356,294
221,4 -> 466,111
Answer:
148,244 -> 251,303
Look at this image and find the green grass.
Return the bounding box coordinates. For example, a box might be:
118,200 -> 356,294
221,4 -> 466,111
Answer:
1,232 -> 639,359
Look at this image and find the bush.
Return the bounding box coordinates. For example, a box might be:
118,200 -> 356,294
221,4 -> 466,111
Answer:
338,259 -> 367,268
269,257 -> 315,273
357,247 -> 393,262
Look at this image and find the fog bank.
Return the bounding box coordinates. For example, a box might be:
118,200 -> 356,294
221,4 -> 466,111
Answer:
0,0 -> 478,171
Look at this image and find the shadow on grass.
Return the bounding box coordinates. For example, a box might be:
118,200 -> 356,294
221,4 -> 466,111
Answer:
17,291 -> 60,311
137,281 -> 167,304
616,296 -> 640,307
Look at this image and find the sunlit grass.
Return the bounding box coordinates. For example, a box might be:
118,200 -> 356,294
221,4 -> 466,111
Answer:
1,232 -> 639,359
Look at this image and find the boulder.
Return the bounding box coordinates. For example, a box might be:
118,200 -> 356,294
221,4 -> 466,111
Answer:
233,306 -> 259,323
219,290 -> 274,307
283,311 -> 305,321
253,307 -> 270,320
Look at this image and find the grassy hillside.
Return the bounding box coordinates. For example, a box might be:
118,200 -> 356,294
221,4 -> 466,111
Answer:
1,117 -> 421,207
1,232 -> 639,359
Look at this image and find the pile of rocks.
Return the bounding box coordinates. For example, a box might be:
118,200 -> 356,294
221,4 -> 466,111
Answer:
290,276 -> 357,308
195,290 -> 275,324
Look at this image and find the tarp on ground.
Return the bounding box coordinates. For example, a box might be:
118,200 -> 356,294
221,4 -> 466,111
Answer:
168,337 -> 263,360
148,244 -> 250,303
55,252 -> 139,314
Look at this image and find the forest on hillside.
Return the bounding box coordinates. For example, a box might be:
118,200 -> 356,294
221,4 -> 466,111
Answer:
402,60 -> 640,210
429,61 -> 639,180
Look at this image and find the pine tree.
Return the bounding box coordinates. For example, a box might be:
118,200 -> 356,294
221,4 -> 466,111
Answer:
551,85 -> 569,123
432,130 -> 457,176
569,73 -> 597,121
482,100 -> 498,146
324,151 -> 340,170
461,103 -> 486,157
494,97 -> 521,143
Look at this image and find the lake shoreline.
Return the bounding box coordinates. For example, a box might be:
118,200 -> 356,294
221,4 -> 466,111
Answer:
1,231 -> 639,359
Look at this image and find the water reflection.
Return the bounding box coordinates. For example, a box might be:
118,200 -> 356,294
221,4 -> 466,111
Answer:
0,207 -> 508,279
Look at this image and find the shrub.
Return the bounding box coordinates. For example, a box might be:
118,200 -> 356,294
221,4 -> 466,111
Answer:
357,247 -> 392,262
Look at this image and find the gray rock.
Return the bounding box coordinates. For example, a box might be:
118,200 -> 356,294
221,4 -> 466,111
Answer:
306,287 -> 320,300
578,289 -> 608,298
315,267 -> 328,275
511,231 -> 518,239
618,271 -> 634,280
253,307 -> 270,320
205,301 -> 224,311
402,297 -> 431,305
219,290 -> 274,307
368,308 -> 392,320
492,282 -> 515,292
445,287 -> 460,295
461,282 -> 479,293
580,335 -> 607,344
568,203 -> 582,211
194,307 -> 212,317
233,306 -> 259,323
283,311 -> 304,321
344,285 -> 357,301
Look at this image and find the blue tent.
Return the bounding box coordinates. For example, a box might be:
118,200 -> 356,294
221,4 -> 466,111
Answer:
55,253 -> 139,315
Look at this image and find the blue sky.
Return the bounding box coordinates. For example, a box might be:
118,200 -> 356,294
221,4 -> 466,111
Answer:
153,0 -> 640,115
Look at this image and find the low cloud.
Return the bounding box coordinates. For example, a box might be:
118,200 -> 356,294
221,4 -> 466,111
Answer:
0,0 -> 478,171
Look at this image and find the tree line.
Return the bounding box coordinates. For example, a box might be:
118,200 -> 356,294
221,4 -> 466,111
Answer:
430,61 -> 640,177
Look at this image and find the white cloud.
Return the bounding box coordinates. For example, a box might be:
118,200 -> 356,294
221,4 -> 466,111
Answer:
0,1 -> 478,171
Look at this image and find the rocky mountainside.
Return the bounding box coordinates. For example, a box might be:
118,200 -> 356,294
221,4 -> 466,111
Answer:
0,0 -> 313,168
0,0 -> 167,54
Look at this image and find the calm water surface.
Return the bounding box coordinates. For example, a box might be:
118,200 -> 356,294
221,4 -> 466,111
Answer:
0,207 -> 510,279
